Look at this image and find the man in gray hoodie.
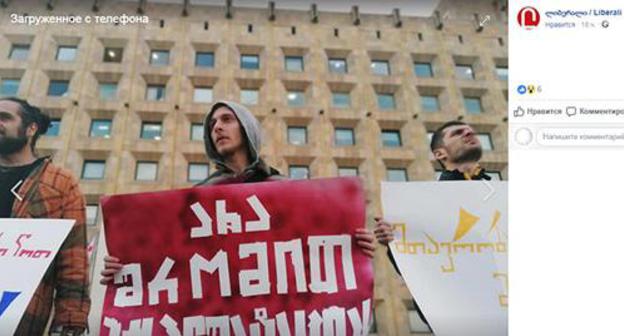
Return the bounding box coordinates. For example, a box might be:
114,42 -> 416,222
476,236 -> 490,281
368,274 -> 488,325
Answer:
197,100 -> 282,185
101,101 -> 375,283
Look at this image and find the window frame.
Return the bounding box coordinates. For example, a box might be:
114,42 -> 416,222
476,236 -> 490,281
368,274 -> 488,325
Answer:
150,49 -> 170,66
56,45 -> 77,62
9,44 -> 30,60
414,62 -> 433,77
135,161 -> 159,181
381,130 -> 402,147
0,78 -> 20,96
188,162 -> 210,182
195,52 -> 215,68
386,168 -> 408,182
89,119 -> 113,138
455,64 -> 475,80
140,121 -> 163,140
103,47 -> 123,63
193,87 -> 213,103
328,58 -> 348,74
145,84 -> 166,101
334,127 -> 355,146
47,80 -> 70,97
288,165 -> 310,180
81,160 -> 106,180
284,55 -> 304,72
240,54 -> 260,70
464,96 -> 483,114
377,93 -> 396,110
371,60 -> 391,76
287,126 -> 308,146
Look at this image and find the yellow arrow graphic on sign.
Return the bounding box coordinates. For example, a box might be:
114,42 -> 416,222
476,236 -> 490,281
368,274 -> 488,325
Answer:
452,207 -> 480,242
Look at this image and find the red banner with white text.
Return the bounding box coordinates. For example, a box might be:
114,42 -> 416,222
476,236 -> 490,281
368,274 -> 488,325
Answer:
100,177 -> 373,335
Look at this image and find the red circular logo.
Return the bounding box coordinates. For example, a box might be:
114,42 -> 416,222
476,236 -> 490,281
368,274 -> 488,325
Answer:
517,6 -> 540,29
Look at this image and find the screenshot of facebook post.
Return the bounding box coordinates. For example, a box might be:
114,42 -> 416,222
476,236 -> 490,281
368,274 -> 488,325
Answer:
0,1 -> 510,335
511,1 -> 624,335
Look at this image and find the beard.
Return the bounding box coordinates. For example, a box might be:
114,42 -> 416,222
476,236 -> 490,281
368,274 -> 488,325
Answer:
452,146 -> 483,164
0,126 -> 28,155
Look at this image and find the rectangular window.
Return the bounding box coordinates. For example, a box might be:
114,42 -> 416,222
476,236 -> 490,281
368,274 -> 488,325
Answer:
190,123 -> 204,141
328,58 -> 347,74
188,163 -> 209,182
46,119 -> 61,136
387,168 -> 408,182
455,64 -> 475,79
371,60 -> 390,75
103,47 -> 123,63
289,166 -> 309,179
335,128 -> 355,146
99,82 -> 117,100
240,89 -> 259,105
0,78 -> 20,96
150,50 -> 170,66
496,66 -> 508,81
464,96 -> 483,114
382,130 -> 402,147
287,91 -> 305,107
331,92 -> 351,108
48,80 -> 69,97
338,167 -> 358,177
135,161 -> 158,181
9,44 -> 30,60
287,126 -> 307,145
421,95 -> 440,112
146,85 -> 166,101
86,204 -> 99,226
414,62 -> 433,77
140,122 -> 163,140
193,87 -> 213,103
477,133 -> 494,151
285,56 -> 304,72
377,93 -> 396,110
240,54 -> 260,70
56,46 -> 77,62
82,160 -> 106,180
90,119 -> 112,138
195,52 -> 215,67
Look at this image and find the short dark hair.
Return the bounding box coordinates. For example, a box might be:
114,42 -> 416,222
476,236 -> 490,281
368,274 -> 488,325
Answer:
430,120 -> 468,152
0,97 -> 50,150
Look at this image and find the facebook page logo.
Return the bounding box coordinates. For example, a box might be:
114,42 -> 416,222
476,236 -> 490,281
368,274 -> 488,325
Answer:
518,6 -> 541,29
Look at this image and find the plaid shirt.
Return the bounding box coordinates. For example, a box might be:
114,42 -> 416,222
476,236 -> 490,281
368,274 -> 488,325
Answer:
10,158 -> 90,335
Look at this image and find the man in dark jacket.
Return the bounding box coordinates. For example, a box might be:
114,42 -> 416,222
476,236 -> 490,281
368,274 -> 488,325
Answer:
374,120 -> 492,328
102,101 -> 375,283
375,120 -> 491,247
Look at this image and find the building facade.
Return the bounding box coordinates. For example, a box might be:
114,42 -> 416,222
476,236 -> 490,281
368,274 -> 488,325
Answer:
0,0 -> 508,334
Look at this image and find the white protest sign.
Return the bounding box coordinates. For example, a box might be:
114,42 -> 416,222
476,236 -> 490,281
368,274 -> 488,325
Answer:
0,218 -> 74,334
382,181 -> 508,336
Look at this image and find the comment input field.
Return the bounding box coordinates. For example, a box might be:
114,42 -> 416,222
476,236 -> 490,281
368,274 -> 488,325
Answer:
537,128 -> 624,146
